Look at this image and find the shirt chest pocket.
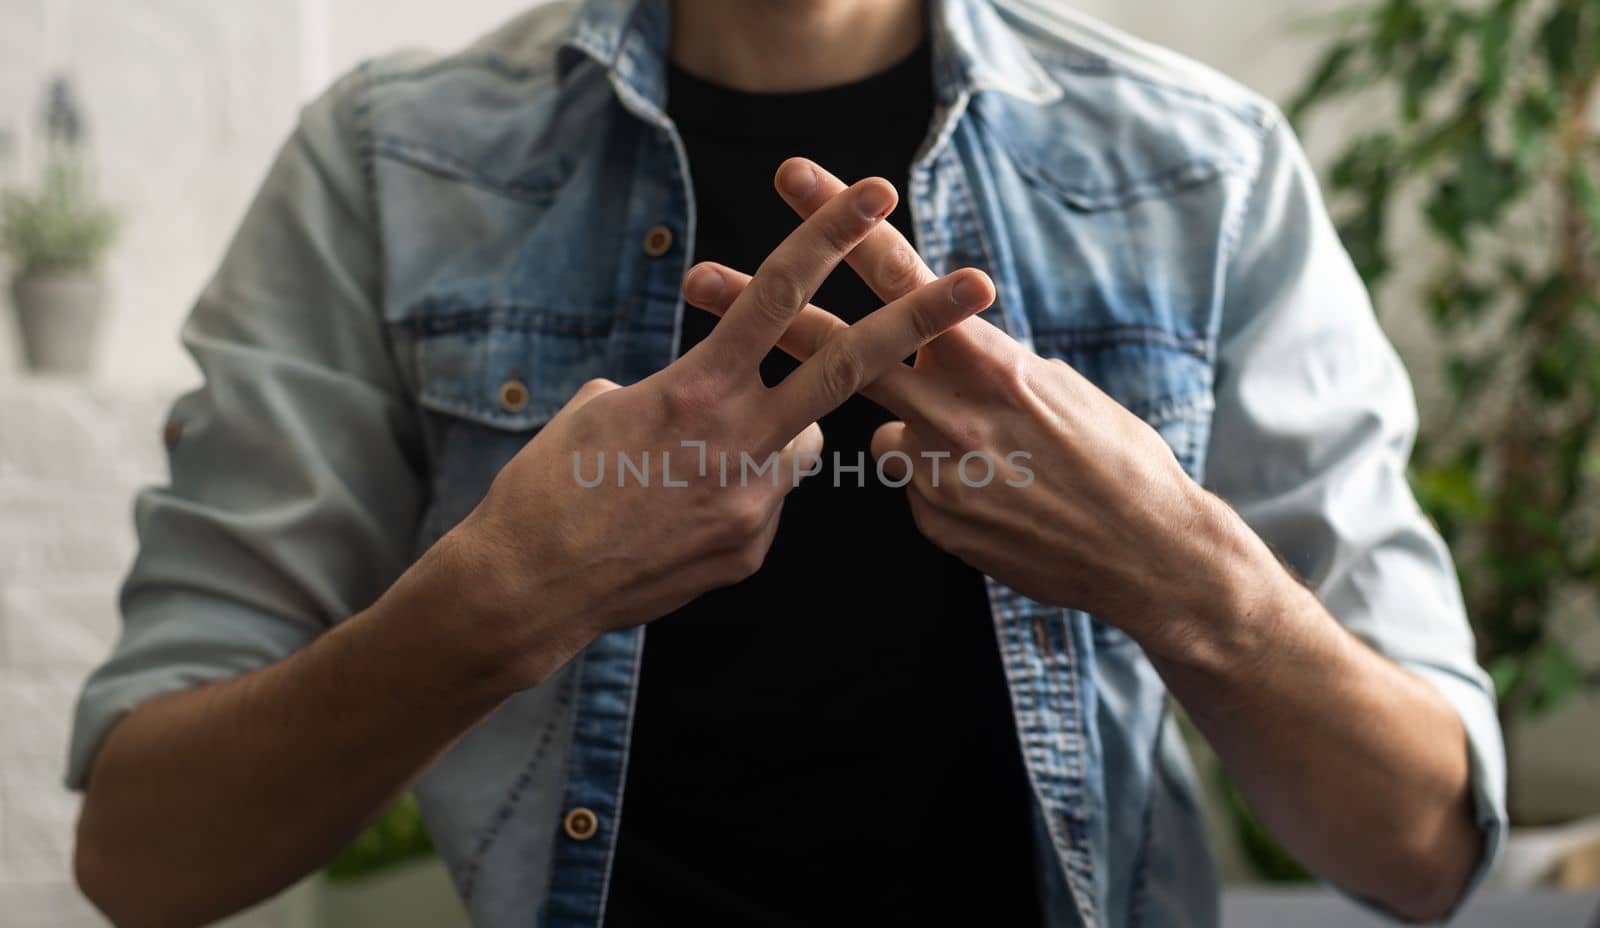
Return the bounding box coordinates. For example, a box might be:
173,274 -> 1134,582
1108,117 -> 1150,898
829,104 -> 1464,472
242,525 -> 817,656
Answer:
408,310 -> 615,546
1032,326 -> 1216,482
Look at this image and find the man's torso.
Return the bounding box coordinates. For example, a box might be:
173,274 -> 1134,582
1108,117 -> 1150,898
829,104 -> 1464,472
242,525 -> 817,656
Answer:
354,2 -> 1274,924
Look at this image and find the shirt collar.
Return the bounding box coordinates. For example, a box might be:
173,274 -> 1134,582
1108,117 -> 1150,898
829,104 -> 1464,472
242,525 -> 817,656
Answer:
556,0 -> 1061,113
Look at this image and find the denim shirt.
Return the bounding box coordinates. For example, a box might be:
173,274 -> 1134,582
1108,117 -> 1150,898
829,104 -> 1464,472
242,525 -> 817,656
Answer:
68,1 -> 1508,925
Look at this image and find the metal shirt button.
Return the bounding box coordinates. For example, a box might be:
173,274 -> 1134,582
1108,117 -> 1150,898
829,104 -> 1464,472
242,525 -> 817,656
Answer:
498,378 -> 530,413
563,807 -> 599,841
642,224 -> 674,257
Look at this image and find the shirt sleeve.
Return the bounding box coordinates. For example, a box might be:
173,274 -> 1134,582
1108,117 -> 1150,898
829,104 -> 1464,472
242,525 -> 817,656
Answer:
65,65 -> 427,789
1202,112 -> 1508,907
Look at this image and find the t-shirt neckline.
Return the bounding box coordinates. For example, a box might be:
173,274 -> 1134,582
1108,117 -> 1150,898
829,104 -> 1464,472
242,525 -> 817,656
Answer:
665,40 -> 934,140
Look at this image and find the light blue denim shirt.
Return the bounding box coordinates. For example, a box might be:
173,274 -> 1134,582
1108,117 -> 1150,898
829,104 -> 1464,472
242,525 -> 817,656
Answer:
68,1 -> 1507,924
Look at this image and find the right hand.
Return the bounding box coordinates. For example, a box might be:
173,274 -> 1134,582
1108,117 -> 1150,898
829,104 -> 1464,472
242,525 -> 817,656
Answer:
452,175 -> 996,686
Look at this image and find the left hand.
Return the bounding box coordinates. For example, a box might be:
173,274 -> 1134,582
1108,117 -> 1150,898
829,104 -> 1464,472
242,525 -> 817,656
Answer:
683,158 -> 1257,652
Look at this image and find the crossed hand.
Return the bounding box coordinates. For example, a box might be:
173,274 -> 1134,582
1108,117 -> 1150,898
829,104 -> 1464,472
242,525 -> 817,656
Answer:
470,157 -> 1215,683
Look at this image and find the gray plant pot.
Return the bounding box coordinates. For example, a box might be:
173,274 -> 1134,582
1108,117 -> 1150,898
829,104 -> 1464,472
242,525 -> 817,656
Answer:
11,271 -> 106,374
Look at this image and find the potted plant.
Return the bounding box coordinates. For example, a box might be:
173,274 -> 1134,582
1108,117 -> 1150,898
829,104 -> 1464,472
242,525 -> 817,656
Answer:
1,78 -> 118,375
314,794 -> 467,927
1289,0 -> 1600,885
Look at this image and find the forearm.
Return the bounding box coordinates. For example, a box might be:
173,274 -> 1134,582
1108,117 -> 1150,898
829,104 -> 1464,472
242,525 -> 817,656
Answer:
74,526 -> 571,928
1143,492 -> 1480,923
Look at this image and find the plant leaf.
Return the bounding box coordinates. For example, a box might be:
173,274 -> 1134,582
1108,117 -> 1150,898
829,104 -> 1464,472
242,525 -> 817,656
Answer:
325,793 -> 435,881
1571,158 -> 1600,241
1288,42 -> 1360,124
1479,8 -> 1513,99
1526,641 -> 1584,717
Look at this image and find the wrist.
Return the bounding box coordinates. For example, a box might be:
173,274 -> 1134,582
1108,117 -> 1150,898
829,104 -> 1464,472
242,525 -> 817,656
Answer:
1133,485 -> 1297,676
379,513 -> 596,705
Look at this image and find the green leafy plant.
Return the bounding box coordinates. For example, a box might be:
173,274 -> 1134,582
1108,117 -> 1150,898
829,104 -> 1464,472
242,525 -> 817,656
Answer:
325,793 -> 436,882
1290,0 -> 1600,818
1,151 -> 118,277
3,78 -> 117,279
1218,768 -> 1312,883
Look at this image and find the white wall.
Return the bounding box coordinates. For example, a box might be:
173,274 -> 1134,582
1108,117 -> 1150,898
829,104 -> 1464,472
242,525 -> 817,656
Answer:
1,1 -> 308,387
0,0 -> 530,389
0,3 -> 531,921
0,380 -> 311,925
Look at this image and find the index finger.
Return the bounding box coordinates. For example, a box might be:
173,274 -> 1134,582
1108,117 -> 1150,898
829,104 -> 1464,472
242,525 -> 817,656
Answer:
766,266 -> 994,443
774,158 -> 938,305
685,175 -> 898,371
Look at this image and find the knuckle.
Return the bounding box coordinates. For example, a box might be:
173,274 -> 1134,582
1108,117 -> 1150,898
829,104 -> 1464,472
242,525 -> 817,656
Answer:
662,369 -> 722,424
905,301 -> 944,345
801,316 -> 847,356
999,352 -> 1032,388
725,497 -> 770,538
936,416 -> 988,456
817,340 -> 867,401
976,350 -> 1031,398
922,470 -> 962,509
878,245 -> 923,295
970,416 -> 1001,451
947,474 -> 985,512
752,267 -> 806,324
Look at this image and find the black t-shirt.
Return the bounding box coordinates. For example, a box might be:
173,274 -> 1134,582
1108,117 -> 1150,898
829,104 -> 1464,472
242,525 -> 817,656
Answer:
604,42 -> 1042,927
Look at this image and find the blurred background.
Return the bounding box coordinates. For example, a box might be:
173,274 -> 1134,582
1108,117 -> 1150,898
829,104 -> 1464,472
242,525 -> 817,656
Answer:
0,0 -> 1597,925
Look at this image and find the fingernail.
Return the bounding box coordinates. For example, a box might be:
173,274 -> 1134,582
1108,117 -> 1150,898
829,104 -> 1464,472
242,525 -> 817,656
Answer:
951,273 -> 989,307
857,182 -> 894,220
684,267 -> 724,303
780,162 -> 817,198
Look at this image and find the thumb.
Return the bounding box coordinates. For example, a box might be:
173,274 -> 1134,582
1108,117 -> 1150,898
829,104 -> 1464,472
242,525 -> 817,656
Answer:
783,420 -> 825,460
870,420 -> 921,482
777,421 -> 826,492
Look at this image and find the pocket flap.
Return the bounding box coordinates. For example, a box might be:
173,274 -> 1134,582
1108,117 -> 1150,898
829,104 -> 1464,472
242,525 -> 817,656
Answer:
411,309 -> 613,431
